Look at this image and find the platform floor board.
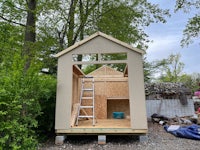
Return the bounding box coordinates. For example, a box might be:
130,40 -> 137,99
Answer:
73,119 -> 130,128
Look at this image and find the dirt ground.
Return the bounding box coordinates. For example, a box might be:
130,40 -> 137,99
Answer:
39,122 -> 200,150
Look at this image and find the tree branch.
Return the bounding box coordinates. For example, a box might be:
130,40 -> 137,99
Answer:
73,0 -> 101,43
5,1 -> 27,12
0,15 -> 26,27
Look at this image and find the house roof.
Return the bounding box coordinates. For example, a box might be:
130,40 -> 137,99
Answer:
55,31 -> 145,58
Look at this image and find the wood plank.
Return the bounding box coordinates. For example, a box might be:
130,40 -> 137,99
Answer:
81,108 -> 90,120
73,119 -> 130,128
73,60 -> 127,65
107,97 -> 129,100
71,103 -> 91,127
58,119 -> 147,134
70,103 -> 80,127
56,128 -> 147,134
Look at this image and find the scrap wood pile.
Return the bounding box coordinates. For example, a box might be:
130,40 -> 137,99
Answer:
145,82 -> 192,100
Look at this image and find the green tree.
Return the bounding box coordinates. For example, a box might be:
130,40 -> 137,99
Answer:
0,54 -> 39,149
0,0 -> 38,70
37,0 -> 169,72
174,73 -> 200,93
153,53 -> 185,82
0,23 -> 23,63
175,0 -> 200,46
38,0 -> 169,49
143,57 -> 155,82
0,47 -> 56,149
0,1 -> 57,147
91,0 -> 170,49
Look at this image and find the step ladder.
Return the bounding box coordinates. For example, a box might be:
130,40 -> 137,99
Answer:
76,76 -> 95,126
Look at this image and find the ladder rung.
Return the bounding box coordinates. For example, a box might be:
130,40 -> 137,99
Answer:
78,115 -> 94,118
82,97 -> 93,99
83,88 -> 93,91
80,106 -> 94,109
76,76 -> 95,126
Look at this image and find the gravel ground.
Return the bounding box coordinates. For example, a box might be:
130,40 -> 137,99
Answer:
39,122 -> 200,150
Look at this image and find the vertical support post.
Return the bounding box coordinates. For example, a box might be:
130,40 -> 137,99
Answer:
139,135 -> 148,142
55,135 -> 66,145
98,135 -> 106,144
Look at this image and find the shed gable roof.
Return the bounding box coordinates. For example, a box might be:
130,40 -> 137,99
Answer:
55,32 -> 145,58
88,65 -> 123,77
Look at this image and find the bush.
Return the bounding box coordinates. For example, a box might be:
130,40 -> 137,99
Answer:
0,54 -> 56,149
36,74 -> 57,141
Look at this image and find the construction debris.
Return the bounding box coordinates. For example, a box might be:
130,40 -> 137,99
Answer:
151,113 -> 169,125
146,82 -> 200,127
145,82 -> 192,100
175,115 -> 192,125
151,113 -> 200,127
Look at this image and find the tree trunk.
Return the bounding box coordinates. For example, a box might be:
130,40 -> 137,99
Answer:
77,0 -> 84,69
22,0 -> 37,117
67,0 -> 78,47
23,0 -> 37,71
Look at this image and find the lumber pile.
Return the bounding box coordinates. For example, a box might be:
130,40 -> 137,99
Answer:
145,82 -> 192,100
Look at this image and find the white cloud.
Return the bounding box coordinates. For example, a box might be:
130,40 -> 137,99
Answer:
145,0 -> 200,74
146,35 -> 182,61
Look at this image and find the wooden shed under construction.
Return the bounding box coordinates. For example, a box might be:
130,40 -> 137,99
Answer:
55,32 -> 147,144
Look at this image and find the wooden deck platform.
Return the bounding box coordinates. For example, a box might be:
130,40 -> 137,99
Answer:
73,119 -> 130,128
56,119 -> 147,135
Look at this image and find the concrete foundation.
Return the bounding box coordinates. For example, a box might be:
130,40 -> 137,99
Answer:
55,135 -> 66,145
98,135 -> 106,144
139,135 -> 148,142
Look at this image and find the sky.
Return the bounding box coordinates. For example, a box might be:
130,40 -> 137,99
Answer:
145,0 -> 199,74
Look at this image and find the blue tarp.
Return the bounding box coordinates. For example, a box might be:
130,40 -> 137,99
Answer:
164,124 -> 200,140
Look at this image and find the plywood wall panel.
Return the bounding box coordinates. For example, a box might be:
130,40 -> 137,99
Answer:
74,77 -> 130,119
107,99 -> 130,119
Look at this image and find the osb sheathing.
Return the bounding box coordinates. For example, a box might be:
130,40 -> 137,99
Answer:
107,99 -> 130,119
89,65 -> 124,77
72,77 -> 129,119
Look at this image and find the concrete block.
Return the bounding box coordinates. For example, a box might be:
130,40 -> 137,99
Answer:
139,135 -> 148,142
98,135 -> 106,144
55,135 -> 66,145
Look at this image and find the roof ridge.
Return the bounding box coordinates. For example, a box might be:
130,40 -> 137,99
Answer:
55,31 -> 145,58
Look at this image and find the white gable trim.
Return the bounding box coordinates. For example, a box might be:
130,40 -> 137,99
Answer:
55,32 -> 145,58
